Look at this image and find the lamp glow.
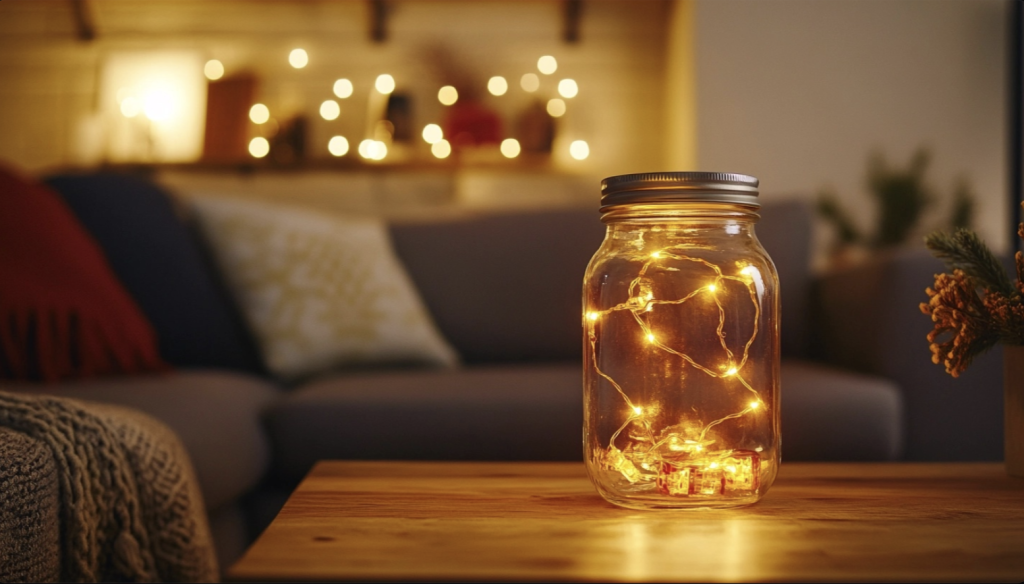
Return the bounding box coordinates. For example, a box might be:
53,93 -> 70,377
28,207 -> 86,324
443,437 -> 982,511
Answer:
120,96 -> 140,118
142,88 -> 173,121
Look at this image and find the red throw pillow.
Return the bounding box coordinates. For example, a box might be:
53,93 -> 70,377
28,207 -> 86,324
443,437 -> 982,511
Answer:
0,165 -> 166,381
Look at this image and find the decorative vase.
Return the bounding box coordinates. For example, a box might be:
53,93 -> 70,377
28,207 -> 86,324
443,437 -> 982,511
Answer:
1006,345 -> 1024,478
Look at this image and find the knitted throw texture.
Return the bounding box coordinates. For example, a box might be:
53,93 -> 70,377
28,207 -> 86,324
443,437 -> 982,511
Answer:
0,391 -> 218,582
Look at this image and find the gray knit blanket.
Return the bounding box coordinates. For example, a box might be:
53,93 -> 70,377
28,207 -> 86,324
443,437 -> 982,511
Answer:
0,391 -> 218,582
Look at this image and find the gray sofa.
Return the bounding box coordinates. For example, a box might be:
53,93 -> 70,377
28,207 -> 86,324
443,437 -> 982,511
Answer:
1,181 -> 912,571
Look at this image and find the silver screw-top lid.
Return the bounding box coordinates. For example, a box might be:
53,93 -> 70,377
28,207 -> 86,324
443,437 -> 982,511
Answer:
600,171 -> 760,211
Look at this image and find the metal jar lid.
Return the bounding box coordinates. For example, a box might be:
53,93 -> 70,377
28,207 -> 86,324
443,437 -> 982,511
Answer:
600,171 -> 760,211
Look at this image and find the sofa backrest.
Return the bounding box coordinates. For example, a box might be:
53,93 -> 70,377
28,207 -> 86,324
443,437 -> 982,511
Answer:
390,208 -> 605,364
757,200 -> 812,358
390,200 -> 812,364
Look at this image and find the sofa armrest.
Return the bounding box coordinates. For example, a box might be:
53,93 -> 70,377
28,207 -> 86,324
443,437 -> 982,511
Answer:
0,427 -> 61,582
811,248 -> 1005,461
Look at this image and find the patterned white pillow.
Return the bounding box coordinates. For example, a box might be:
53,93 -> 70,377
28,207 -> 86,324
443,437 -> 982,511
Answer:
190,196 -> 458,380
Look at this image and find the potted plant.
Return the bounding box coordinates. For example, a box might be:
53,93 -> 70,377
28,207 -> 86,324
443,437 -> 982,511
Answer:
920,216 -> 1024,477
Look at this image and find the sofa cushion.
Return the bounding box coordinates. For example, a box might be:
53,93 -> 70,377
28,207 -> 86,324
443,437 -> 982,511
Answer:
267,359 -> 903,482
781,360 -> 904,461
44,172 -> 265,376
190,196 -> 458,381
0,370 -> 278,512
0,166 -> 165,381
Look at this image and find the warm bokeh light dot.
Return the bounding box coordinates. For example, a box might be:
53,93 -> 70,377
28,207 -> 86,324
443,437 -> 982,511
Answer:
520,73 -> 540,92
537,55 -> 558,75
438,85 -> 458,106
422,124 -> 443,144
358,139 -> 387,160
249,103 -> 270,124
558,79 -> 578,98
289,48 -> 308,69
204,60 -> 224,80
320,100 -> 340,120
249,137 -> 270,158
546,98 -> 566,117
375,74 -> 395,94
569,140 -> 590,160
487,76 -> 508,96
328,136 -> 349,157
333,79 -> 353,99
431,139 -> 452,159
500,138 -> 521,158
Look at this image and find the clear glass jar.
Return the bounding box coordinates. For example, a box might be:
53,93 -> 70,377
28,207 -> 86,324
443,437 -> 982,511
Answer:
583,172 -> 779,509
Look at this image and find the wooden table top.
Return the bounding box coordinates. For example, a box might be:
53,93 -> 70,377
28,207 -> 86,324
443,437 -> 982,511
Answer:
229,461 -> 1024,582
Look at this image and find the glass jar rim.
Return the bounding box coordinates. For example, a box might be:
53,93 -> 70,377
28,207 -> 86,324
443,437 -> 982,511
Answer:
601,171 -> 759,212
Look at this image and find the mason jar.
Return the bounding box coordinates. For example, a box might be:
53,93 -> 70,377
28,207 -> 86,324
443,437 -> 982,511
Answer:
583,172 -> 780,509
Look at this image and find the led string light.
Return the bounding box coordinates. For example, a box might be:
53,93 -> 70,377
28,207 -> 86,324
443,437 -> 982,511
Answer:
587,245 -> 766,498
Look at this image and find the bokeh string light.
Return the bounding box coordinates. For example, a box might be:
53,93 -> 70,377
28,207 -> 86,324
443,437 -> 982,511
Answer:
587,247 -> 765,498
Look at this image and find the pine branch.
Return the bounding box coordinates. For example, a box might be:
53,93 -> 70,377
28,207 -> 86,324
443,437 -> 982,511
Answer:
925,228 -> 1016,297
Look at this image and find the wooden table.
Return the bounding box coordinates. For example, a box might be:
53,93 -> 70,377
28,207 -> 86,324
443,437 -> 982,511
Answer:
229,461 -> 1024,582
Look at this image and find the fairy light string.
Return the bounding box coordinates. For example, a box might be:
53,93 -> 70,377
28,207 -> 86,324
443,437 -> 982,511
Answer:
587,245 -> 766,497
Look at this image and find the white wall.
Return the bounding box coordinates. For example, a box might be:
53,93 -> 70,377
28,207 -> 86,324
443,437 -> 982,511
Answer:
693,0 -> 1010,258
